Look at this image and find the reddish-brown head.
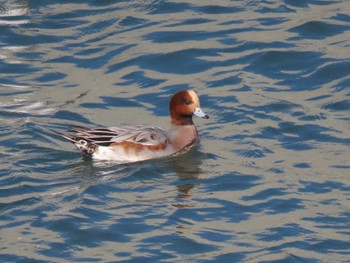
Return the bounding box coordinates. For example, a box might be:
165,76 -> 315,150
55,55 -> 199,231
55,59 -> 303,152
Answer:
169,90 -> 209,125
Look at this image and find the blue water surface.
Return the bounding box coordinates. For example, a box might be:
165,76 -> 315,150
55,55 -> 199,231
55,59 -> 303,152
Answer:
1,0 -> 350,262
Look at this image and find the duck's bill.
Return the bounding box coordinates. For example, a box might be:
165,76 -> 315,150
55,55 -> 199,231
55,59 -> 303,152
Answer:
194,107 -> 209,119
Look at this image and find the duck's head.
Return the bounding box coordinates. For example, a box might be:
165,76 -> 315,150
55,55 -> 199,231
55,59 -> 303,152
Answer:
169,90 -> 209,125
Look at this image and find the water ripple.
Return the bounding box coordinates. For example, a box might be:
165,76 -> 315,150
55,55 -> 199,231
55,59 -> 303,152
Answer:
1,0 -> 350,262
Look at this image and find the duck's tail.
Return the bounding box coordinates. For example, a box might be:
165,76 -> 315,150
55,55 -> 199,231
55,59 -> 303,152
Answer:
51,128 -> 97,156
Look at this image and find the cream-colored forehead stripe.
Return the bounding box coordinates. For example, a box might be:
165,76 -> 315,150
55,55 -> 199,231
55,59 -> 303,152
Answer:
187,90 -> 200,106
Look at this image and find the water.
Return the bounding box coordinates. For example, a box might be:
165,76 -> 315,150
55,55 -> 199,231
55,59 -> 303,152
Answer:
1,0 -> 350,262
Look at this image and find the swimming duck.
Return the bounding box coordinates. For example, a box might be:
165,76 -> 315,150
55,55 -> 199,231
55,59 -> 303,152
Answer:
54,90 -> 209,163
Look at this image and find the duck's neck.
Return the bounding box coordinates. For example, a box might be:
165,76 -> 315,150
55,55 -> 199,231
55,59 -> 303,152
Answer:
171,115 -> 194,126
168,124 -> 198,152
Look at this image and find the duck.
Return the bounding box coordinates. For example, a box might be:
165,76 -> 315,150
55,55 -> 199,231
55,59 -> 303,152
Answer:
54,90 -> 209,163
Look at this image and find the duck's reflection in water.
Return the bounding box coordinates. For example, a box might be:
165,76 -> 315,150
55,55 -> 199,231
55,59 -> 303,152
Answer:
165,149 -> 208,200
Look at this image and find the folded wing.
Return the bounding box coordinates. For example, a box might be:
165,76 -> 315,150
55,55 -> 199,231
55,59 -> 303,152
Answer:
55,125 -> 169,148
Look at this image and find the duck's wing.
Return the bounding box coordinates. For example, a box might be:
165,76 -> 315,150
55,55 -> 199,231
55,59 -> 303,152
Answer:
54,125 -> 169,149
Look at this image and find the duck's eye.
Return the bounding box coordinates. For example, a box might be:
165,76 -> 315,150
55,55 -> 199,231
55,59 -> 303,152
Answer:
184,99 -> 191,105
